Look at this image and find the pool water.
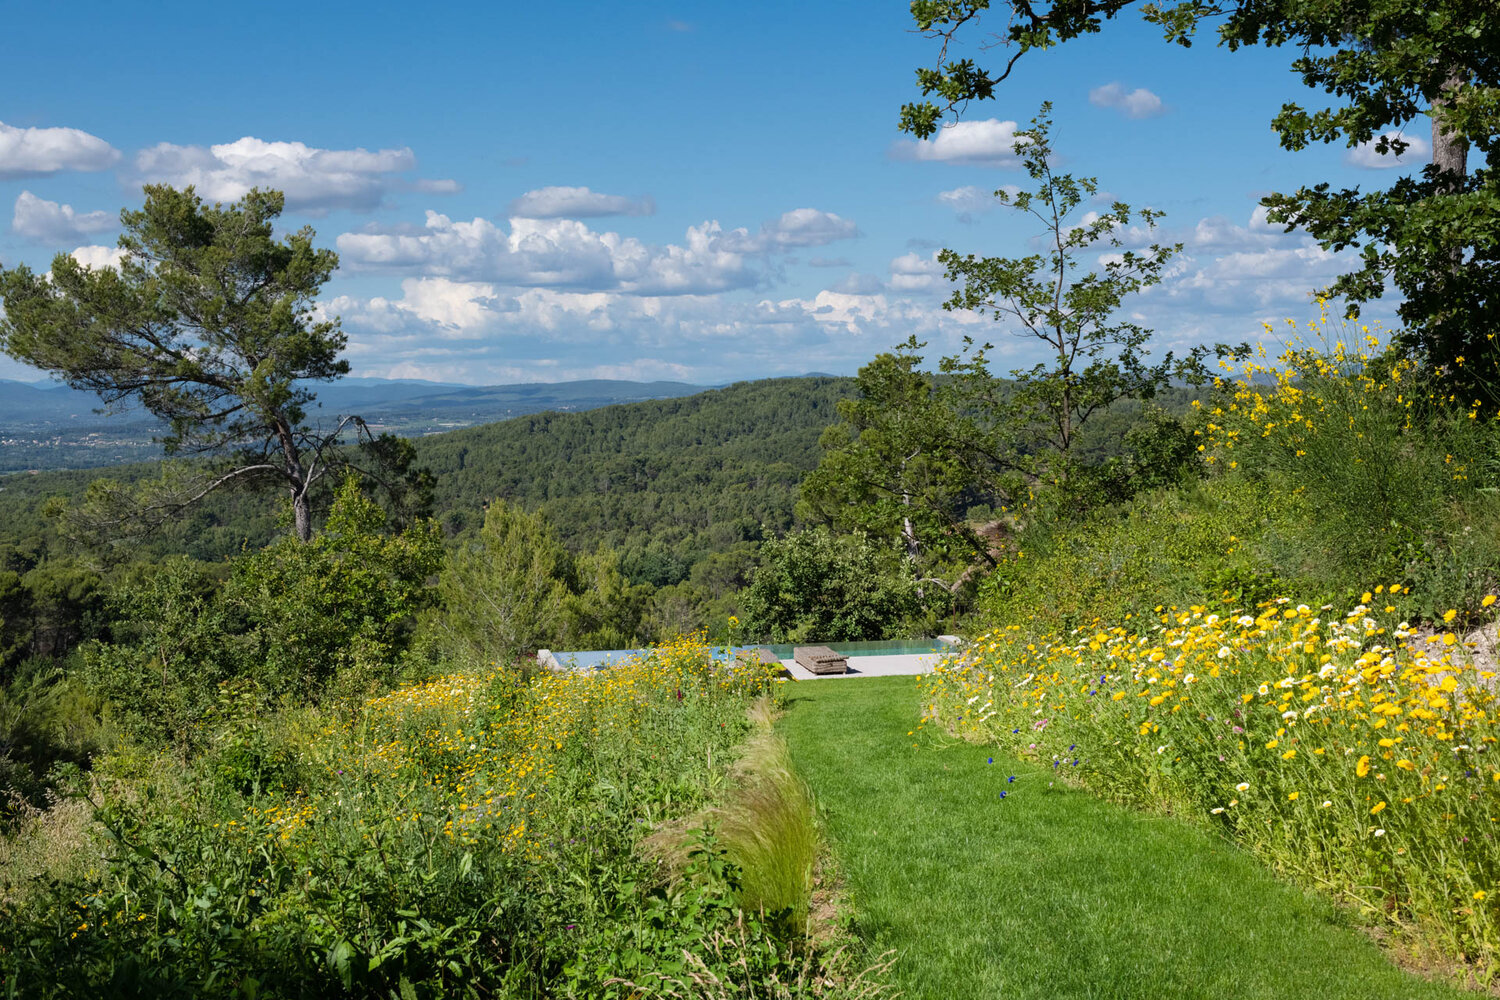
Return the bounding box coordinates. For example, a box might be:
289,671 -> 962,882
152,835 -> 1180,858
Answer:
760,639 -> 952,659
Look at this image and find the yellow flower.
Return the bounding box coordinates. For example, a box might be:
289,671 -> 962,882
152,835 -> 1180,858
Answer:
1356,755 -> 1372,777
1288,792 -> 1299,801
1484,595 -> 1497,608
1371,801 -> 1387,814
1476,890 -> 1488,901
1266,739 -> 1279,749
1282,749 -> 1296,760
1443,609 -> 1458,623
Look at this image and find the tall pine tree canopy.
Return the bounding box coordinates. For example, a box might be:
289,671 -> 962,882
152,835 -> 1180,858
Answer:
0,186 -> 360,541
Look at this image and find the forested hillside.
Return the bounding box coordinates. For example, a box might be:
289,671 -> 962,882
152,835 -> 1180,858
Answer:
423,377 -> 851,584
0,377 -> 850,568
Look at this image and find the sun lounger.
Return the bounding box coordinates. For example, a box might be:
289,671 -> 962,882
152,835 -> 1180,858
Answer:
793,645 -> 848,675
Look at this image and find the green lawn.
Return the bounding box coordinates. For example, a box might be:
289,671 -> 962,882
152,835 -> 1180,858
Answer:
779,676 -> 1477,1000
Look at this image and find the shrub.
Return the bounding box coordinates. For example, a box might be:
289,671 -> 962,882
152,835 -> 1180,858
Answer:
973,476 -> 1306,631
741,527 -> 932,643
224,476 -> 443,702
0,669 -> 103,822
1200,310 -> 1500,608
973,313 -> 1500,633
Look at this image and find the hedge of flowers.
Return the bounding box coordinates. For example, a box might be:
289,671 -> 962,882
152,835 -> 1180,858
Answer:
921,592 -> 1500,968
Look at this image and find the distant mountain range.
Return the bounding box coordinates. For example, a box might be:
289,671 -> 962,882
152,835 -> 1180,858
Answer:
0,376 -> 713,425
0,376 -> 717,472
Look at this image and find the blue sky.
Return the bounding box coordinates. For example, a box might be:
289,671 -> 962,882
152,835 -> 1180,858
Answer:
0,1 -> 1428,385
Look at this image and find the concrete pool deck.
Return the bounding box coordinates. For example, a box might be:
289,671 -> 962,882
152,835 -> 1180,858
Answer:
780,651 -> 946,680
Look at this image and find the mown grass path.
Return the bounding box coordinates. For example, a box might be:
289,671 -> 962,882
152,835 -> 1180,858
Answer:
779,676 -> 1476,1000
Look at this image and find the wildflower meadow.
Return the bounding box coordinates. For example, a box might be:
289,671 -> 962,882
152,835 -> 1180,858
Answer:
923,592 -> 1500,969
0,637 -> 868,998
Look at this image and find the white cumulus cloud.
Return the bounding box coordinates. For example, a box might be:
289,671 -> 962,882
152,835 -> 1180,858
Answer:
320,276 -> 986,384
337,205 -> 857,296
1088,83 -> 1167,119
0,121 -> 119,179
69,245 -> 128,270
1345,130 -> 1431,169
338,211 -> 755,295
720,208 -> 860,251
134,137 -> 450,213
890,119 -> 1024,167
508,186 -> 654,219
937,184 -> 1022,222
12,191 -> 115,242
888,251 -> 949,294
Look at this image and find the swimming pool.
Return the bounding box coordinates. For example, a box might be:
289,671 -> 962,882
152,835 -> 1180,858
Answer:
542,637 -> 957,671
758,638 -> 955,659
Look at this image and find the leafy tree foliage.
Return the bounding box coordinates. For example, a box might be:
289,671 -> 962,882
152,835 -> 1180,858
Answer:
0,186 -> 425,542
82,555 -> 231,748
81,476 -> 442,746
800,344 -> 1000,579
740,527 -> 932,643
902,0 -> 1500,395
940,105 -> 1194,478
438,501 -> 655,660
805,109 -> 1199,593
438,500 -> 575,662
564,544 -> 654,650
224,476 -> 443,700
0,571 -> 28,670
13,558 -> 103,667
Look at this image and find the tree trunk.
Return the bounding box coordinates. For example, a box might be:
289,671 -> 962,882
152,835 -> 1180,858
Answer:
900,455 -> 924,599
1429,67 -> 1469,359
272,413 -> 313,542
292,488 -> 312,543
1432,70 -> 1468,189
